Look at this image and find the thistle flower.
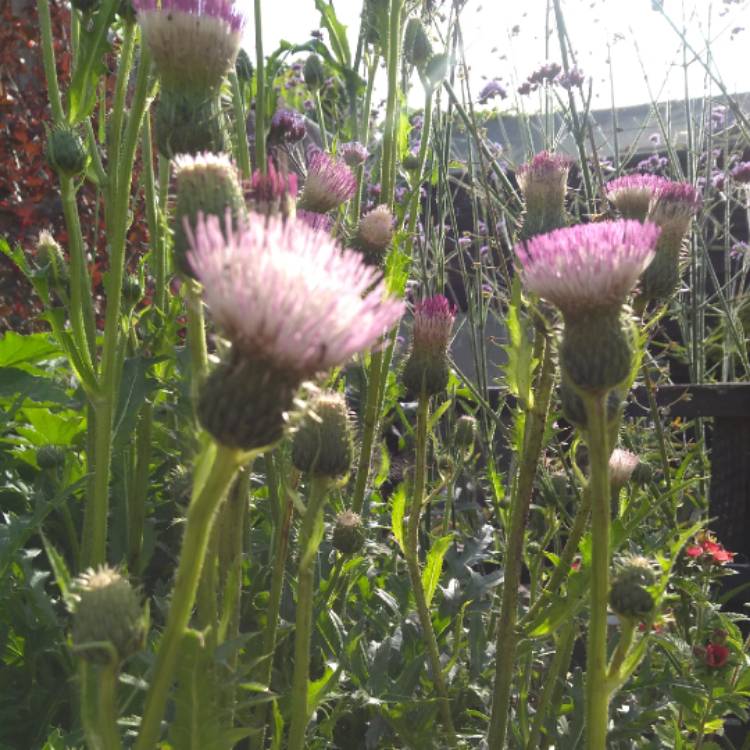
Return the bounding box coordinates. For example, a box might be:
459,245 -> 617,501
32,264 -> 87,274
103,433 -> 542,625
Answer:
516,151 -> 571,238
188,213 -> 404,450
247,160 -> 298,218
72,566 -> 147,665
269,108 -> 306,145
609,448 -> 640,490
134,0 -> 245,91
354,204 -> 394,260
639,181 -> 701,302
605,174 -> 670,221
402,294 -> 456,397
297,209 -> 333,232
299,149 -> 356,213
172,151 -> 247,276
339,141 -> 369,169
517,220 -> 660,391
291,390 -> 353,478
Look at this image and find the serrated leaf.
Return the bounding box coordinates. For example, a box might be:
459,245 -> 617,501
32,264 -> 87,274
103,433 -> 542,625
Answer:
391,484 -> 406,553
0,332 -> 61,368
307,662 -> 341,715
422,534 -> 453,608
41,533 -> 73,606
502,277 -> 536,406
314,0 -> 350,66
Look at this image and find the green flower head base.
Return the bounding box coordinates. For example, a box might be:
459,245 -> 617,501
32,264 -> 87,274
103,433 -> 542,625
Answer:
517,220 -> 660,392
516,150 -> 571,238
188,212 -> 404,451
134,0 -> 246,91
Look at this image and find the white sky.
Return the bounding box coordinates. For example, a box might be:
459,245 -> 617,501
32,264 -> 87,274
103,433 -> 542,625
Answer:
245,0 -> 750,111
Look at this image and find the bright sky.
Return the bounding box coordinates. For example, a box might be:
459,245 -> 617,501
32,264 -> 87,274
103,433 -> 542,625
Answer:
245,0 -> 750,111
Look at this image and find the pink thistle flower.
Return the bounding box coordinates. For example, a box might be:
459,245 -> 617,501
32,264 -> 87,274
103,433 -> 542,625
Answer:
339,141 -> 369,168
516,220 -> 660,318
187,212 -> 404,377
247,160 -> 298,218
516,151 -> 571,238
299,149 -> 357,213
609,448 -> 640,489
605,174 -> 671,221
134,0 -> 245,91
648,181 -> 702,233
297,209 -> 333,232
412,294 -> 457,354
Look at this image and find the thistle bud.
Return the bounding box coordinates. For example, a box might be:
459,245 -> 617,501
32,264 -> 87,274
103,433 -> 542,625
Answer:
35,230 -> 69,297
235,48 -> 254,82
155,89 -> 227,158
198,354 -> 297,453
609,449 -> 640,491
46,124 -> 88,179
454,415 -> 477,452
122,275 -> 142,308
332,510 -> 365,554
403,18 -> 432,70
354,205 -> 394,261
72,567 -> 147,665
37,445 -> 66,470
173,152 -> 247,277
608,555 -> 656,620
402,295 -> 456,397
516,151 -> 571,240
303,54 -> 326,91
292,391 -> 353,478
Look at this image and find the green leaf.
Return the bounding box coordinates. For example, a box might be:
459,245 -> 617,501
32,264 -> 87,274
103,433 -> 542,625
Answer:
314,0 -> 351,66
112,355 -> 160,451
391,484 -> 406,553
502,277 -> 536,407
18,407 -> 85,447
307,662 -> 341,715
0,332 -> 61,367
0,368 -> 70,405
422,534 -> 453,608
41,533 -> 74,606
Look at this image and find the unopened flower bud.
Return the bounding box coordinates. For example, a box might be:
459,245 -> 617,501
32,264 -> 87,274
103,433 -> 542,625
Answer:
332,510 -> 365,554
403,18 -> 433,70
402,295 -> 456,397
355,205 -> 394,260
198,353 -> 297,452
37,445 -> 66,470
72,567 -> 146,665
46,124 -> 88,178
155,90 -> 227,158
608,555 -> 656,620
173,152 -> 247,277
454,415 -> 477,452
609,449 -> 640,491
303,54 -> 326,91
122,275 -> 142,308
235,48 -> 254,82
35,230 -> 69,297
292,391 -> 353,478
517,152 -> 571,239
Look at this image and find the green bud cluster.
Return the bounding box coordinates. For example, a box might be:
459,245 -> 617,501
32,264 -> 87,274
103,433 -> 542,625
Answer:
46,124 -> 88,179
608,555 -> 657,620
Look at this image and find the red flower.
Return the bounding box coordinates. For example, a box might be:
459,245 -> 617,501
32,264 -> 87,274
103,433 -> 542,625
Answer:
685,545 -> 703,558
685,532 -> 735,565
704,642 -> 730,668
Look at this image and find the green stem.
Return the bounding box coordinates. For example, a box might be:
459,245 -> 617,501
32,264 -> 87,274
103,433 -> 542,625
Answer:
583,392 -> 612,750
527,622 -> 576,750
127,402 -> 153,574
606,618 -> 636,689
349,56 -> 377,223
141,115 -> 166,313
81,661 -> 122,750
134,445 -> 242,750
185,279 -> 209,405
82,45 -> 153,568
229,72 -> 252,179
404,394 -> 457,742
314,91 -> 328,151
253,0 -> 266,172
36,0 -> 65,123
488,331 -> 556,748
380,0 -> 402,207
288,477 -> 330,750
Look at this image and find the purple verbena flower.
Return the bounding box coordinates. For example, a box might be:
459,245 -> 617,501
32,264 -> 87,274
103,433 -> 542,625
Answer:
516,220 -> 660,317
730,161 -> 750,184
187,212 -> 404,376
478,80 -> 507,104
299,149 -> 357,213
557,67 -> 585,89
134,0 -> 245,90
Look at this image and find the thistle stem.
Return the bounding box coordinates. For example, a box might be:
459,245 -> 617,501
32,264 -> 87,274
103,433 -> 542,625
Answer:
253,0 -> 266,172
81,661 -> 122,750
583,392 -> 612,749
404,394 -> 457,742
488,331 -> 555,748
288,477 -> 330,750
134,446 -> 243,750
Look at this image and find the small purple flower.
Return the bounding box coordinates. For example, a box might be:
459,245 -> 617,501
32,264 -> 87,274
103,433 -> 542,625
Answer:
311,29 -> 323,40
730,161 -> 750,184
394,186 -> 407,203
516,220 -> 660,316
478,80 -> 507,104
517,81 -> 533,96
303,99 -> 314,111
269,108 -> 306,144
458,236 -> 472,248
649,133 -> 661,145
557,67 -> 585,89
297,209 -> 333,232
299,149 -> 357,213
187,212 -> 404,376
339,141 -> 369,168
528,62 -> 561,85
